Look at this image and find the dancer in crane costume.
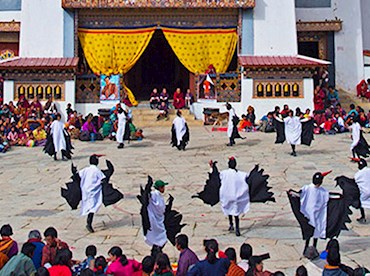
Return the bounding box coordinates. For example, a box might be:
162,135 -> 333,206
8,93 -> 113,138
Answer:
193,157 -> 275,236
61,155 -> 123,232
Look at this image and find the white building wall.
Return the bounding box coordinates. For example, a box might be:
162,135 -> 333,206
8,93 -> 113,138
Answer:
361,0 -> 370,50
0,11 -> 21,22
20,0 -> 65,57
3,80 -> 14,104
295,0 -> 364,92
253,0 -> 297,56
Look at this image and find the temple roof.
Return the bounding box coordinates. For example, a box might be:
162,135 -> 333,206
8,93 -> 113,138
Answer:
62,0 -> 255,9
0,57 -> 79,70
239,55 -> 330,68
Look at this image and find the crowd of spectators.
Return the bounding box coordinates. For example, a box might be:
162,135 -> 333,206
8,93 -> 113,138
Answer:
0,224 -> 367,276
0,96 -> 144,153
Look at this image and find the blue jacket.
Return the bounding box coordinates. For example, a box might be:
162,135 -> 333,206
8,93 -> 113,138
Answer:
29,240 -> 45,269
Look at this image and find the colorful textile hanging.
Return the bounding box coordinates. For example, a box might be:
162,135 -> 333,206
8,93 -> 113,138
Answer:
161,26 -> 237,74
78,26 -> 156,106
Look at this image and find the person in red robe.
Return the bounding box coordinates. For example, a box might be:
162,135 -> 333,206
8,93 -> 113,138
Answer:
173,88 -> 185,109
357,79 -> 369,98
313,85 -> 326,112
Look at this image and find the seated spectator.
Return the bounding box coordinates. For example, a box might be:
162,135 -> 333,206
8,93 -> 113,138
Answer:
303,108 -> 311,119
0,224 -> 19,269
134,256 -> 155,276
128,119 -> 144,141
36,267 -> 50,276
333,113 -> 348,133
322,239 -> 353,276
33,125 -> 47,146
175,234 -> 199,276
0,242 -> 36,276
356,79 -> 368,98
173,88 -> 185,109
150,88 -> 160,109
106,246 -> 142,275
48,248 -> 73,276
73,245 -> 96,275
358,109 -> 367,127
80,114 -> 102,141
225,247 -> 244,276
346,104 -> 358,120
238,243 -> 253,272
99,117 -> 112,138
327,86 -> 339,106
44,98 -> 58,116
153,253 -> 173,276
17,128 -> 29,146
42,227 -> 69,266
185,89 -> 194,109
31,96 -> 43,117
94,255 -> 108,276
6,126 -> 18,146
188,239 -> 230,276
0,136 -> 9,153
160,88 -> 169,107
27,230 -> 45,269
295,265 -> 307,276
66,103 -> 73,120
157,102 -> 169,121
259,112 -> 275,133
246,256 -> 272,276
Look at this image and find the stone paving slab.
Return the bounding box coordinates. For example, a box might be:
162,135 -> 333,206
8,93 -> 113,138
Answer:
1,126 -> 370,273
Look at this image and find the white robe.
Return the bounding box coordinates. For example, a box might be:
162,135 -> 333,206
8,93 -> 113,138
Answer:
227,108 -> 236,138
145,190 -> 167,247
300,184 -> 329,239
284,116 -> 302,145
116,112 -> 127,144
219,169 -> 250,216
349,122 -> 361,150
79,165 -> 106,216
354,167 -> 370,209
173,116 -> 186,146
50,120 -> 66,153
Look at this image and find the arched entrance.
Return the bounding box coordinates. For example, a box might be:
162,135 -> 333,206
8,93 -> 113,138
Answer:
125,29 -> 190,101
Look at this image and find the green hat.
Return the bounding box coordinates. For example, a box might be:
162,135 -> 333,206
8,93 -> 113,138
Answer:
154,180 -> 168,189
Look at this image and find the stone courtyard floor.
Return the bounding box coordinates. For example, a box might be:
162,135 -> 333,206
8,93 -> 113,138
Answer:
1,125 -> 369,274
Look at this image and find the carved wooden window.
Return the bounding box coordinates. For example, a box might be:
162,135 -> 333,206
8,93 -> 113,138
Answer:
14,82 -> 65,101
253,80 -> 303,98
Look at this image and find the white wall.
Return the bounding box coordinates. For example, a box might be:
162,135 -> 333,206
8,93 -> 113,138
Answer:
20,0 -> 65,57
3,80 -> 14,104
193,77 -> 314,121
0,11 -> 21,22
361,0 -> 370,50
295,0 -> 364,92
253,0 -> 297,55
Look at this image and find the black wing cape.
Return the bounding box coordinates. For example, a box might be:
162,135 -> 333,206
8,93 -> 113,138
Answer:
165,194 -> 186,245
61,160 -> 123,209
353,131 -> 370,158
43,130 -> 74,159
123,122 -> 130,141
192,162 -> 275,206
335,176 -> 361,209
287,190 -> 352,240
231,115 -> 244,140
171,123 -> 190,149
137,176 -> 185,245
101,160 -> 124,206
274,118 -> 314,146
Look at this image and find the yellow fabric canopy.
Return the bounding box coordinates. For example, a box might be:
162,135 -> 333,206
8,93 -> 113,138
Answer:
161,26 -> 237,74
78,26 -> 156,106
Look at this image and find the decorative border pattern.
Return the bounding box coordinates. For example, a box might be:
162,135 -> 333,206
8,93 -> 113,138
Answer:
296,20 -> 342,32
63,0 -> 255,9
0,21 -> 20,32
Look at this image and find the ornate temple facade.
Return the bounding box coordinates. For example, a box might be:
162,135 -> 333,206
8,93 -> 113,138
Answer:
0,0 -> 367,119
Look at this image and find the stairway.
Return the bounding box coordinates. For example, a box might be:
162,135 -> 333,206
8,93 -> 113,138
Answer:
339,89 -> 370,111
131,106 -> 203,128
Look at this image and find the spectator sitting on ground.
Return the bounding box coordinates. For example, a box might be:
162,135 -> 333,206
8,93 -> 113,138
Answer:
160,88 -> 169,107
246,255 -> 273,276
27,230 -> 45,270
175,234 -> 199,276
259,112 -> 275,133
154,253 -> 174,276
128,118 -> 144,141
133,256 -> 155,276
105,246 -> 142,275
6,126 -> 18,146
238,243 -> 253,272
94,256 -> 107,276
42,227 -> 69,267
280,104 -> 290,118
0,224 -> 19,269
185,89 -> 194,109
225,247 -> 245,276
73,245 -> 96,275
0,242 -> 36,276
157,101 -> 169,121
295,265 -> 307,276
304,108 -> 311,119
48,248 -> 73,276
356,79 -> 369,99
327,86 -> 339,106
